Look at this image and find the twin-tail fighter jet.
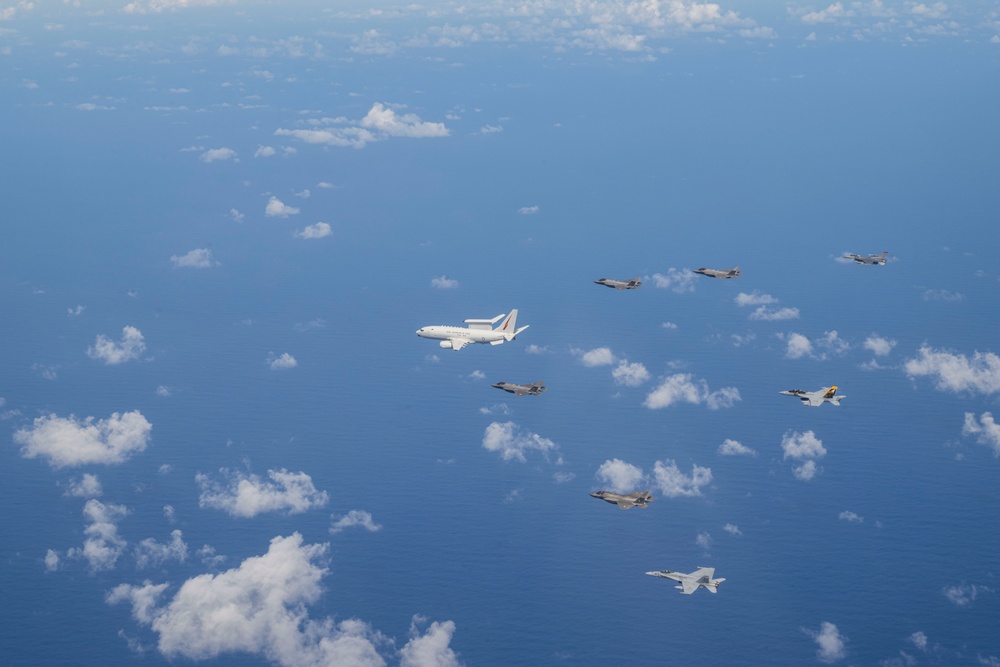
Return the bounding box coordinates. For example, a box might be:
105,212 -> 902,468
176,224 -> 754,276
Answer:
594,277 -> 643,290
416,309 -> 529,351
693,266 -> 741,279
844,251 -> 888,265
779,386 -> 844,406
646,568 -> 726,594
590,490 -> 653,510
492,381 -> 547,397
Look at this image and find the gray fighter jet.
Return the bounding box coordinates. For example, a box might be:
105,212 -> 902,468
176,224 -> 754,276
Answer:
492,381 -> 547,397
590,489 -> 653,510
779,385 -> 844,406
646,568 -> 725,594
693,266 -> 741,279
594,277 -> 643,290
844,251 -> 888,265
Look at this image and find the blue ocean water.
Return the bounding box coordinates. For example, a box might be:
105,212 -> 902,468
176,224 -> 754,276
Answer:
2,4 -> 1000,666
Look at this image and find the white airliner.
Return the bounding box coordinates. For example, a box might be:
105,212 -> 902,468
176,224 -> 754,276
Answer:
416,309 -> 529,351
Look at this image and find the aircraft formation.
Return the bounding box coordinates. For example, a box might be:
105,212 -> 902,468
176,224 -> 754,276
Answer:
417,255 -> 887,593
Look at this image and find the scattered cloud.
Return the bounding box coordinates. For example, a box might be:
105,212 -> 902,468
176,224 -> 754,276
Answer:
65,473 -> 103,498
784,332 -> 814,359
723,523 -> 742,536
229,208 -> 245,222
87,325 -> 145,364
696,531 -> 712,550
781,430 -> 826,481
735,291 -> 778,307
863,334 -> 897,357
254,145 -> 276,157
650,268 -> 696,294
962,412 -> 1000,456
269,352 -> 298,370
643,373 -> 740,410
612,360 -> 650,387
264,196 -> 300,218
577,347 -> 615,367
198,147 -> 238,163
69,499 -> 129,572
525,344 -> 549,354
134,530 -> 188,569
922,289 -> 964,302
45,549 -> 60,572
294,222 -> 331,239
275,102 -> 449,150
107,533 -> 460,666
329,510 -> 382,535
15,410 -> 152,468
430,275 -> 459,289
196,468 -> 329,518
482,421 -> 561,463
170,248 -> 215,268
653,460 -> 713,498
661,322 -> 678,330
904,346 -> 1000,395
909,631 -> 928,651
718,438 -> 756,456
595,458 -> 645,493
750,306 -> 800,321
517,205 -> 539,215
838,511 -> 864,523
781,331 -> 849,360
67,305 -> 85,317
155,385 -> 172,397
123,0 -> 233,15
478,124 -> 503,134
805,621 -> 847,663
553,471 -> 575,484
942,582 -> 993,607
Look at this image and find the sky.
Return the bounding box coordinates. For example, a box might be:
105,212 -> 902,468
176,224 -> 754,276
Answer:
2,1 -> 1000,666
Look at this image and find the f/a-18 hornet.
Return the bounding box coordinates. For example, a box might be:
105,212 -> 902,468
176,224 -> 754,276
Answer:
844,251 -> 888,265
417,310 -> 529,351
594,277 -> 643,290
590,489 -> 653,510
779,386 -> 844,406
693,266 -> 741,279
646,567 -> 726,594
492,381 -> 547,397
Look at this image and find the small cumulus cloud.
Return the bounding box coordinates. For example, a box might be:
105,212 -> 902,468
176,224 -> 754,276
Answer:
904,346 -> 1000,395
196,468 -> 329,518
155,385 -> 171,397
595,458 -> 645,493
696,531 -> 712,550
265,196 -> 300,218
198,147 -> 238,163
275,102 -> 449,150
69,499 -> 129,572
329,510 -> 382,534
525,344 -> 549,354
780,331 -> 849,360
294,222 -> 331,239
962,412 -> 1000,456
838,511 -> 863,523
735,292 -> 778,307
750,306 -> 800,321
653,460 -> 712,498
863,334 -> 897,357
577,347 -> 615,367
643,374 -> 740,410
482,421 -> 560,463
723,523 -> 742,536
517,205 -> 539,215
942,582 -> 992,607
612,360 -> 650,387
782,430 -> 826,481
805,621 -> 847,663
662,322 -> 678,330
430,275 -> 459,289
254,145 -> 276,158
650,268 -> 696,294
87,326 -> 145,364
67,305 -> 85,317
922,289 -> 964,302
718,438 -> 756,456
170,248 -> 216,268
65,473 -> 103,498
268,352 -> 298,370
229,209 -> 245,222
15,410 -> 152,468
134,530 -> 188,569
478,124 -> 503,134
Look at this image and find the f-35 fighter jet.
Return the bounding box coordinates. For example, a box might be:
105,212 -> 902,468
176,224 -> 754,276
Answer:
492,381 -> 547,397
779,386 -> 844,406
646,567 -> 726,594
594,277 -> 643,290
844,251 -> 888,265
590,489 -> 653,510
693,266 -> 741,279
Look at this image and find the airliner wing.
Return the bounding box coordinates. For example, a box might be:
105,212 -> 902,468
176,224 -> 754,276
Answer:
450,338 -> 470,351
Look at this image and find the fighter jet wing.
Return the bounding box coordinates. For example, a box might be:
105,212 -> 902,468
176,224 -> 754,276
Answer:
616,501 -> 633,510
449,338 -> 470,351
680,579 -> 699,594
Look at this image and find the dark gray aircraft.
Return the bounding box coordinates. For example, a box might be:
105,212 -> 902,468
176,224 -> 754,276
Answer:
492,381 -> 547,397
590,489 -> 653,509
844,251 -> 888,265
693,266 -> 741,279
594,277 -> 643,290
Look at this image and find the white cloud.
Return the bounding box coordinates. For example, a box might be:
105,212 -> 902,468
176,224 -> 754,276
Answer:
806,621 -> 847,663
199,147 -> 238,163
723,523 -> 742,536
294,222 -> 331,239
517,205 -> 539,215
329,510 -> 382,535
67,305 -> 85,317
69,499 -> 129,572
653,460 -> 712,498
87,325 -> 145,364
264,196 -> 300,218
784,332 -> 814,359
479,124 -> 503,134
229,208 -> 245,222
838,511 -> 863,523
108,533 -> 459,666
155,385 -> 172,397
750,306 -> 800,321
904,346 -> 1000,395
909,631 -> 928,651
863,334 -> 897,357
782,331 -> 849,359
553,471 -> 575,484
802,3 -> 848,24
44,549 -> 60,572
922,289 -> 964,302
482,421 -> 560,463
718,438 -> 756,456
170,248 -> 215,268
196,468 -> 329,518
275,102 -> 449,150
269,352 -> 298,370
578,347 -> 615,367
735,291 -> 778,307
643,374 -> 741,410
612,360 -> 650,387
595,458 -> 646,493
469,370 -> 486,381
962,412 -> 1000,456
430,275 -> 459,289
123,0 -> 231,15
793,460 -> 818,481
65,473 -> 103,498
525,344 -> 549,354
15,410 -> 152,468
135,530 -> 188,569
650,268 -> 696,293
696,531 -> 712,550
254,145 -> 276,157
661,322 -> 678,330
782,430 -> 826,481
942,583 -> 992,607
